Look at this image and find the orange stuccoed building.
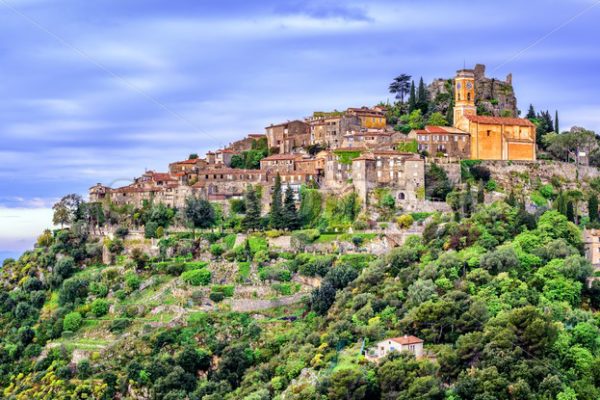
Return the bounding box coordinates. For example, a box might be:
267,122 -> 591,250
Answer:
453,68 -> 536,161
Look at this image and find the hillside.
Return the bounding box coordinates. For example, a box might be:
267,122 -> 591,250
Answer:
1,177 -> 600,399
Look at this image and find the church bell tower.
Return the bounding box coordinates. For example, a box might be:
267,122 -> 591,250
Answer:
453,69 -> 476,131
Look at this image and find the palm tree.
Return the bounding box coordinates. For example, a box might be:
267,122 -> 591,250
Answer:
389,74 -> 412,103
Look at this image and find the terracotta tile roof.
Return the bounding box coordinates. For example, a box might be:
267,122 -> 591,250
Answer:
152,173 -> 175,181
424,125 -> 450,134
248,133 -> 266,138
171,159 -> 199,165
465,115 -> 535,127
390,335 -> 424,345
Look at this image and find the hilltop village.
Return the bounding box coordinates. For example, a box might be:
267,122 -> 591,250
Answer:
89,65 -> 536,210
5,64 -> 600,400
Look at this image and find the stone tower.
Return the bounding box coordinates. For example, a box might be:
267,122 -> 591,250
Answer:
453,69 -> 477,131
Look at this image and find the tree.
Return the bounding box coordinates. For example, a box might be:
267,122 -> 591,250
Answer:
389,74 -> 412,103
588,193 -> 598,222
299,188 -> 322,228
327,368 -> 377,400
427,112 -> 448,126
242,185 -> 261,231
425,164 -> 453,201
401,109 -> 425,130
544,127 -> 598,167
53,194 -> 84,227
417,77 -> 429,114
184,196 -> 216,234
283,185 -> 299,230
477,180 -> 485,204
526,104 -> 536,119
188,153 -> 199,160
408,80 -> 416,112
269,174 -> 284,229
554,110 -> 559,134
63,312 -> 83,332
566,201 -> 575,223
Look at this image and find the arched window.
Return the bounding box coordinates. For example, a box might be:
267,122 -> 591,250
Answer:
467,92 -> 471,101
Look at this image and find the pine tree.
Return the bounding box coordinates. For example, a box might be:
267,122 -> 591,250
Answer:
242,185 -> 261,231
554,110 -> 559,133
526,104 -> 536,119
269,173 -> 284,229
283,185 -> 299,230
417,77 -> 429,114
589,193 -> 598,222
408,81 -> 416,112
477,180 -> 485,204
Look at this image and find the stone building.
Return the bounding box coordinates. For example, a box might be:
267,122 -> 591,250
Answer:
169,158 -> 207,175
346,107 -> 387,129
408,125 -> 470,158
351,150 -> 425,205
453,68 -> 536,161
265,120 -> 309,154
260,154 -> 301,174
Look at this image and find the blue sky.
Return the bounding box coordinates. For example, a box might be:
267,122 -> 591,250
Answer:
1,0 -> 599,260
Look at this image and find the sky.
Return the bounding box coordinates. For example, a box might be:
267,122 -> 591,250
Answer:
0,0 -> 599,261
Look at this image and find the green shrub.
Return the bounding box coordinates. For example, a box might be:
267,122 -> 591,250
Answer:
223,234 -> 237,250
124,273 -> 141,293
210,244 -> 225,258
485,179 -> 498,192
115,289 -> 127,301
291,229 -> 321,245
272,283 -> 294,295
259,265 -> 292,282
109,318 -> 131,333
184,261 -> 208,271
396,214 -> 414,229
181,269 -> 212,286
91,299 -> 109,317
237,262 -> 251,279
89,282 -> 108,298
211,285 -> 235,297
209,292 -> 225,303
63,312 -> 83,332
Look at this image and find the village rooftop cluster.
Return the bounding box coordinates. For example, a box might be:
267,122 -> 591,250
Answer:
90,66 -> 536,210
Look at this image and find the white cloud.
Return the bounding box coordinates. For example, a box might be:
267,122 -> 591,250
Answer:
0,206 -> 54,254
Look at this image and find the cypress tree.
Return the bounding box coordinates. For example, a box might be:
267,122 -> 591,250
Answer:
242,185 -> 261,231
462,182 -> 474,217
589,193 -> 598,222
417,77 -> 429,114
408,81 -> 416,112
477,180 -> 485,204
283,185 -> 299,230
555,191 -> 568,216
554,110 -> 559,133
506,190 -> 517,207
566,201 -> 575,222
269,173 -> 284,229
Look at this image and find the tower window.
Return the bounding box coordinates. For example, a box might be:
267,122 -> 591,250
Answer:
467,93 -> 471,101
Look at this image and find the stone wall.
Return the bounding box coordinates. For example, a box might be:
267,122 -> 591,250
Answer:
228,293 -> 307,312
481,160 -> 600,190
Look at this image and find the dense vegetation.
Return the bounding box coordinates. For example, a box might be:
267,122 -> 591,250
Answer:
2,188 -> 600,399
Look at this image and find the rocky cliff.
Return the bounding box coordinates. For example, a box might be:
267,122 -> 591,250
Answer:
429,63 -> 519,118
